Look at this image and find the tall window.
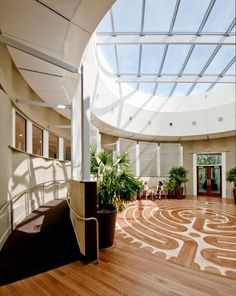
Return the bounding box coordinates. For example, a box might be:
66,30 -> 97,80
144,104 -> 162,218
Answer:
32,125 -> 43,156
15,113 -> 26,151
64,139 -> 71,161
49,133 -> 58,158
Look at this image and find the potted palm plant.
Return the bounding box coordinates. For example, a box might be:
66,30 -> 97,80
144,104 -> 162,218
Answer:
90,148 -> 143,248
226,167 -> 236,204
169,166 -> 188,199
163,179 -> 176,198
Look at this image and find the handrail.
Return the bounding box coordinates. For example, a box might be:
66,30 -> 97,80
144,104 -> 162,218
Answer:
0,179 -> 69,232
66,190 -> 99,264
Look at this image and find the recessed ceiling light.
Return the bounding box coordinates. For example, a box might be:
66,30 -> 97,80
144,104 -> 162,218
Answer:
57,104 -> 66,109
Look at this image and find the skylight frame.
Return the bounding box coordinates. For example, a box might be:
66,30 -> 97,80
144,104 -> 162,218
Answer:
95,0 -> 236,97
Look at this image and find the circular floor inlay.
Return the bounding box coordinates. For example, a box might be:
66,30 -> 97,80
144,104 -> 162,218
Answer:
116,200 -> 236,279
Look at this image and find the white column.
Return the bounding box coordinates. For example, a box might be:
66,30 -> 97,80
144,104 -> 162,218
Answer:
58,137 -> 64,160
26,120 -> 32,154
179,145 -> 183,166
116,139 -> 120,154
193,154 -> 197,196
97,132 -> 101,151
71,66 -> 90,181
136,142 -> 140,177
222,152 -> 226,198
43,130 -> 49,157
157,144 -> 160,177
12,108 -> 16,147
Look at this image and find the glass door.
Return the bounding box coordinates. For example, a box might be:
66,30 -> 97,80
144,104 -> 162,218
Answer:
197,166 -> 221,197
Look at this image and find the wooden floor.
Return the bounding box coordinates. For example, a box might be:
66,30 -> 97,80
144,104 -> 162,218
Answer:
0,197 -> 236,296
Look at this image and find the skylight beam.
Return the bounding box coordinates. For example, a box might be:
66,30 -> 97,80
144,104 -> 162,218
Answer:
140,0 -> 146,35
117,75 -> 234,83
178,45 -> 195,76
110,9 -> 116,36
197,0 -> 216,35
186,82 -> 197,96
96,35 -> 235,45
206,82 -> 216,92
152,83 -> 158,96
225,18 -> 236,36
158,45 -> 168,76
219,57 -> 236,76
114,45 -> 120,76
137,45 -> 142,77
168,0 -> 181,35
199,45 -> 221,76
169,83 -> 177,97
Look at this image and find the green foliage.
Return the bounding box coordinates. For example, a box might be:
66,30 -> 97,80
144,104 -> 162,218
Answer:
163,179 -> 176,192
226,167 -> 236,187
168,166 -> 188,187
90,148 -> 143,213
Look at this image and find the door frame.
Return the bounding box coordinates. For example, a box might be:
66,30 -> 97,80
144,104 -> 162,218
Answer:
197,165 -> 222,197
193,152 -> 226,198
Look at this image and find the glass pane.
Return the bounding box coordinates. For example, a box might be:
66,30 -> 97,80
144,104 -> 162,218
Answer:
155,83 -> 174,96
15,113 -> 26,152
205,46 -> 235,74
49,134 -> 58,159
117,45 -> 140,73
139,83 -> 156,94
64,139 -> 71,161
98,45 -> 117,74
96,11 -> 112,32
198,167 -> 207,193
173,0 -> 211,32
140,45 -> 165,74
172,83 -> 192,96
191,83 -> 212,95
203,0 -> 235,33
144,0 -> 176,32
197,154 -> 222,165
211,167 -> 220,193
162,45 -> 191,74
112,0 -> 142,32
183,45 -> 216,74
32,125 -> 43,156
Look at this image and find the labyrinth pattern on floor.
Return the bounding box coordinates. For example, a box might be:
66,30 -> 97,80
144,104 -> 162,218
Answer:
116,199 -> 236,279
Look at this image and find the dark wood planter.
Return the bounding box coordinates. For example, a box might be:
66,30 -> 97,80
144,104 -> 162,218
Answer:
97,207 -> 117,249
233,188 -> 236,204
167,191 -> 175,199
175,186 -> 184,199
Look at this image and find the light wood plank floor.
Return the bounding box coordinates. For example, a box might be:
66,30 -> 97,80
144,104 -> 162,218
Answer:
0,197 -> 236,296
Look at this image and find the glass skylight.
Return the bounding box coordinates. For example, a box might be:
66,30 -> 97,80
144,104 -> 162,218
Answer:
96,0 -> 236,97
140,45 -> 165,74
173,0 -> 211,32
144,0 -> 176,32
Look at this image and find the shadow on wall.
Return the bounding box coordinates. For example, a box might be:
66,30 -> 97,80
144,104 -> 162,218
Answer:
8,149 -> 71,232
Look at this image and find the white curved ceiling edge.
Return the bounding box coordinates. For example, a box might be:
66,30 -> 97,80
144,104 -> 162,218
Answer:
0,0 -> 115,119
85,39 -> 236,139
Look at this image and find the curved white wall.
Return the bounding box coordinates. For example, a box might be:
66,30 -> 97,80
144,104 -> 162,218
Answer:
86,42 -> 236,138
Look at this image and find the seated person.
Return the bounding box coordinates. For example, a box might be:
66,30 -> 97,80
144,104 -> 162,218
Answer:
157,181 -> 164,200
143,181 -> 155,200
